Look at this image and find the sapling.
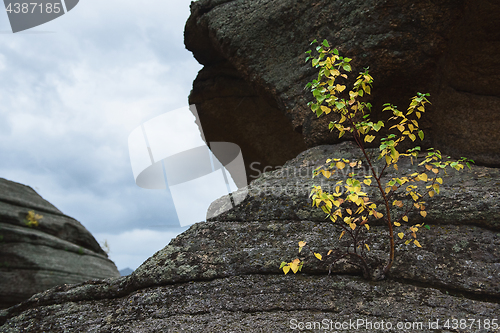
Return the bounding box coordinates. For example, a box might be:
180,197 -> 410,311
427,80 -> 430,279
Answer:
280,39 -> 473,280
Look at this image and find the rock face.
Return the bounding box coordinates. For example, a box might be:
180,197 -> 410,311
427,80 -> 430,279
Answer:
185,0 -> 500,183
0,178 -> 120,309
1,143 -> 498,332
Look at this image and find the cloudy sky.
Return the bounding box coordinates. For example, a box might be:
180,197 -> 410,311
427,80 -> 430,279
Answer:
0,0 -> 213,271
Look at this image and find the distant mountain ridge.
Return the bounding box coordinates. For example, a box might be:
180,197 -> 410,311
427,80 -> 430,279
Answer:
119,267 -> 134,276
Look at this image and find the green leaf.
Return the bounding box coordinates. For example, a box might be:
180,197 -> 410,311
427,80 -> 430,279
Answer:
342,63 -> 351,71
322,40 -> 330,48
418,130 -> 424,140
373,121 -> 384,131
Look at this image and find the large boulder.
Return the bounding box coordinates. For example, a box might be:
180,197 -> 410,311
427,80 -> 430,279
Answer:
1,144 -> 498,332
185,0 -> 500,183
0,178 -> 120,309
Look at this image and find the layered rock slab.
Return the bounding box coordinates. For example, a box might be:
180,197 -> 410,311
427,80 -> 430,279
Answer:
185,0 -> 500,182
0,178 -> 119,309
1,275 -> 499,332
1,144 -> 498,331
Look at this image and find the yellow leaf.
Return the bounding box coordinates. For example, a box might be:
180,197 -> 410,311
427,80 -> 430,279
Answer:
346,208 -> 352,215
385,155 -> 391,165
290,262 -> 299,274
429,190 -> 435,197
419,173 -> 428,181
349,161 -> 357,167
339,230 -> 346,239
436,177 -> 443,184
325,200 -> 333,209
432,168 -> 439,174
385,187 -> 391,194
425,164 -> 432,171
394,164 -> 398,171
364,135 -> 375,143
414,240 -> 422,248
298,241 -> 306,247
394,222 -> 401,227
336,84 -> 346,92
350,223 -> 356,230
364,179 -> 372,186
327,250 -> 333,255
336,161 -> 346,170
365,244 -> 370,251
398,232 -> 404,239
405,239 -> 412,245
420,211 -> 427,217
321,106 -> 331,114
283,265 -> 290,275
403,216 -> 409,222
314,253 -> 323,261
365,224 -> 370,231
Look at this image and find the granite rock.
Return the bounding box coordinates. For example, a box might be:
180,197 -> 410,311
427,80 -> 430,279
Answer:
1,144 -> 498,332
185,0 -> 500,183
0,178 -> 120,309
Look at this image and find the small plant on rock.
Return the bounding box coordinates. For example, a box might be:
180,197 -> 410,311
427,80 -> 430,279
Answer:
24,210 -> 43,228
280,39 -> 473,280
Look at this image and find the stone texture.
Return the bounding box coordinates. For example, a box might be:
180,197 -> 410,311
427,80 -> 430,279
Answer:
0,178 -> 119,309
1,144 -> 498,332
185,0 -> 500,183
